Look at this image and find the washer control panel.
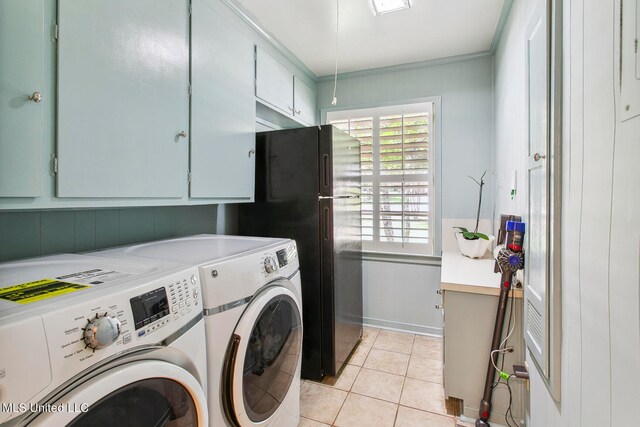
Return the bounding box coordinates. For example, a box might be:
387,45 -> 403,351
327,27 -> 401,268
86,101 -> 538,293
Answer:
38,267 -> 202,376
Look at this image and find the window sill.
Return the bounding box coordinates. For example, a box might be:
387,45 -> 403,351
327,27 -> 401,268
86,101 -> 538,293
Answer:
361,250 -> 442,266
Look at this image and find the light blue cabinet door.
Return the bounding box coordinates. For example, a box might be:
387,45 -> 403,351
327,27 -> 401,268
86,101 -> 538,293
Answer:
57,0 -> 190,198
293,76 -> 316,125
0,0 -> 44,197
255,47 -> 294,116
190,0 -> 255,199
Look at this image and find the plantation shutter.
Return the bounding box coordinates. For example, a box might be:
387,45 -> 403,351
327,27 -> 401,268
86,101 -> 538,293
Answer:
328,102 -> 434,255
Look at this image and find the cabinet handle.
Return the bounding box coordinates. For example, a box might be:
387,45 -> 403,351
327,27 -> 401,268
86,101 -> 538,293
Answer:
436,289 -> 443,295
295,109 -> 301,115
533,152 -> 546,162
435,304 -> 443,310
28,91 -> 42,103
175,131 -> 187,142
248,149 -> 255,158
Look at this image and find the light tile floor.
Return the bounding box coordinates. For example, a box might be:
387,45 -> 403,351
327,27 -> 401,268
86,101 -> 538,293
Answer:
299,327 -> 466,427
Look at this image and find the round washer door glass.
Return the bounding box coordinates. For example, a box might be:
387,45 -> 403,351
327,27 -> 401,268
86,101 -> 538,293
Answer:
68,378 -> 197,427
242,293 -> 301,422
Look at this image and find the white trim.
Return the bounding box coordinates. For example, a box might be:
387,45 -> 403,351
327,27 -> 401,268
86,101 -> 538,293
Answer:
328,100 -> 437,255
317,51 -> 492,80
221,0 -> 317,81
363,317 -> 442,336
29,361 -> 208,426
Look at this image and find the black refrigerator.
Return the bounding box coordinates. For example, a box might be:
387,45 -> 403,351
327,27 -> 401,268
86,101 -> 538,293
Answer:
237,125 -> 363,380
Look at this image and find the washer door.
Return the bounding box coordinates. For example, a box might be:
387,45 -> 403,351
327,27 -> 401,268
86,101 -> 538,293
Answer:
223,282 -> 302,426
28,360 -> 208,427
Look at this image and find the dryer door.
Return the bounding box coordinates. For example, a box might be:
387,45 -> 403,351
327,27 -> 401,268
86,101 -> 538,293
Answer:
223,282 -> 302,426
27,360 -> 208,427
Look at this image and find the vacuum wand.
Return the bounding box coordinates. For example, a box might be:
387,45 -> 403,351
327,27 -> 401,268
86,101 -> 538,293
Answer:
475,221 -> 525,427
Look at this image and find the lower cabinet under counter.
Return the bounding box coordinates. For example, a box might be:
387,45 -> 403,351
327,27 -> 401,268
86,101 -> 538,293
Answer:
440,251 -> 524,424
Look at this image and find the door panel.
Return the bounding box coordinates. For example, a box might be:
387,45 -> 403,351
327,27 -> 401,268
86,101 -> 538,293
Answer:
225,286 -> 302,426
0,0 -> 44,197
255,47 -> 294,116
293,76 -> 316,125
30,361 -> 207,426
57,0 -> 189,197
190,0 -> 255,199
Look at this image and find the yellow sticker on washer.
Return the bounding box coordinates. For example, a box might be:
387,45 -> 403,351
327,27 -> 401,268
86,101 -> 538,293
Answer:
0,279 -> 89,304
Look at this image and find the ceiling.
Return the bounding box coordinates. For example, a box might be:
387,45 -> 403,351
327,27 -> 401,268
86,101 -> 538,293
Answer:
235,0 -> 506,77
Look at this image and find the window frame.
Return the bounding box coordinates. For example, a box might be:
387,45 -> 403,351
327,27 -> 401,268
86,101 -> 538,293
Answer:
327,101 -> 437,256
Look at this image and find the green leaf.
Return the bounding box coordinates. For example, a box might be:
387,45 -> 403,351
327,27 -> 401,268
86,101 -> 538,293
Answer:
475,232 -> 489,240
454,227 -> 469,233
462,231 -> 477,240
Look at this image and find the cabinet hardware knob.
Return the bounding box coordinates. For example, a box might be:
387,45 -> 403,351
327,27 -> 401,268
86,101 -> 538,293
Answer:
177,131 -> 187,138
248,149 -> 256,158
435,304 -> 443,310
436,289 -> 443,295
295,109 -> 301,115
533,152 -> 546,162
28,91 -> 42,103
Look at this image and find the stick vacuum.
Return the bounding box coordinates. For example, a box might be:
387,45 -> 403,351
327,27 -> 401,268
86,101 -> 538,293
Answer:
475,220 -> 525,427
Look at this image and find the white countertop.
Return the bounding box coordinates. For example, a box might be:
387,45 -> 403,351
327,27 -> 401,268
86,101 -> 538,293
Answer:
440,251 -> 524,298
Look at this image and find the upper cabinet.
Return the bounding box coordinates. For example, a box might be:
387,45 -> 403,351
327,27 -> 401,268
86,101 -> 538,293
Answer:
255,47 -> 316,126
0,0 -> 44,197
293,76 -> 316,126
0,0 -> 316,209
56,0 -> 190,198
190,0 -> 255,200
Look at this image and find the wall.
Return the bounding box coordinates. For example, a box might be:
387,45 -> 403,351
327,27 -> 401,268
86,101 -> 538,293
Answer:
318,55 -> 496,234
317,55 -> 495,335
0,205 -> 217,262
362,258 -> 442,335
494,0 -> 640,425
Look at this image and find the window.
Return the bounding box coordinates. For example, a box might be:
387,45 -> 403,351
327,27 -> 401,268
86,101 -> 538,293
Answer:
328,102 -> 435,255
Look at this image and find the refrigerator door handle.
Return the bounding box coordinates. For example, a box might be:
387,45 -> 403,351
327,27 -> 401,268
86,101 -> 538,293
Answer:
318,195 -> 360,200
322,154 -> 329,188
323,206 -> 330,240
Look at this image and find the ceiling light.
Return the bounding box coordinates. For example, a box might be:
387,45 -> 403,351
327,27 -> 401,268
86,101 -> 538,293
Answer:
370,0 -> 411,16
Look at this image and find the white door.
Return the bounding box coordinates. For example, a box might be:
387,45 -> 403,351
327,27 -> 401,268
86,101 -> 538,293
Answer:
29,360 -> 208,426
524,3 -> 549,377
222,284 -> 302,426
56,0 -> 189,198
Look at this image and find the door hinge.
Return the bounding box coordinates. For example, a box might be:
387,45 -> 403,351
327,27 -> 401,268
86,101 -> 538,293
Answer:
189,2 -> 192,16
188,83 -> 192,97
52,156 -> 58,174
635,38 -> 638,53
54,24 -> 59,41
188,171 -> 192,183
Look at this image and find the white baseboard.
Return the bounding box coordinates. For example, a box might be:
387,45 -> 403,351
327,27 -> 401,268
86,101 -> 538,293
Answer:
363,316 -> 442,337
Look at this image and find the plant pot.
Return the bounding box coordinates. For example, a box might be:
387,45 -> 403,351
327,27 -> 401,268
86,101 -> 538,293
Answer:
455,233 -> 495,259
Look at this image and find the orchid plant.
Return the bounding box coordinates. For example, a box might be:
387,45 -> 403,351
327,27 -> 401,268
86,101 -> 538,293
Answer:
455,171 -> 489,240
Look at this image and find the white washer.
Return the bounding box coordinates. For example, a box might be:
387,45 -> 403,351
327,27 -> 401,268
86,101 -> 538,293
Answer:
92,234 -> 302,427
0,254 -> 208,426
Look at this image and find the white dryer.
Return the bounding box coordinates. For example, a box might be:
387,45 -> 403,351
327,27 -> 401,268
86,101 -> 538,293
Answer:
0,254 -> 208,426
92,234 -> 303,427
